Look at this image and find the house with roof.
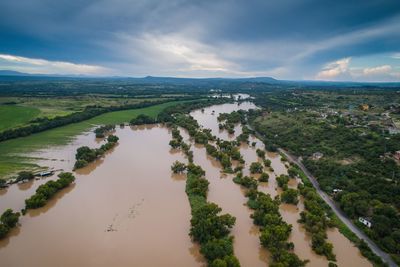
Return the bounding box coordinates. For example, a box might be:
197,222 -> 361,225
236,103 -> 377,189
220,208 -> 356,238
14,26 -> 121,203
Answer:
359,217 -> 372,228
312,152 -> 324,160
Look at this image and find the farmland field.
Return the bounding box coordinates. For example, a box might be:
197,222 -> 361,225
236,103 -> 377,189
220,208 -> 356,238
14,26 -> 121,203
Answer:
0,96 -> 165,132
0,105 -> 40,131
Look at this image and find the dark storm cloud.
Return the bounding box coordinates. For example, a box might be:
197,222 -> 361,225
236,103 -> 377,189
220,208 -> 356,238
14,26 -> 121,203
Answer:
0,0 -> 399,80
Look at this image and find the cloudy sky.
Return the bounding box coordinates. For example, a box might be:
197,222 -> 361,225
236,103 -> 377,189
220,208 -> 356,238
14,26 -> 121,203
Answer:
0,0 -> 400,81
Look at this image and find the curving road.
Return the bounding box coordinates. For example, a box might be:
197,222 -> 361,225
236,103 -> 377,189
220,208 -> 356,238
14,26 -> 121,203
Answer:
279,148 -> 397,267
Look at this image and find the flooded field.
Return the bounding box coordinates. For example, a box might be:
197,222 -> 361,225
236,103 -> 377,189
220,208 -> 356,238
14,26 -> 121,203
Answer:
0,126 -> 199,266
0,99 -> 371,266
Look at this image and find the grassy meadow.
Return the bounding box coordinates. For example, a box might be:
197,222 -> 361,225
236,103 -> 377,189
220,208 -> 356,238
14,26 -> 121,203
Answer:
0,105 -> 40,131
0,96 -> 163,132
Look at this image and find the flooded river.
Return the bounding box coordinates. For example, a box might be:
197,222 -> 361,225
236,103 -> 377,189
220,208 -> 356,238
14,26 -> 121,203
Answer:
0,126 -> 200,266
0,99 -> 371,266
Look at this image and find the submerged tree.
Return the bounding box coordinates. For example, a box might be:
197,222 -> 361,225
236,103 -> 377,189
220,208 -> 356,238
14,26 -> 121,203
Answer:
281,188 -> 299,205
250,162 -> 263,174
259,172 -> 269,182
171,161 -> 187,173
256,149 -> 265,159
0,209 -> 20,239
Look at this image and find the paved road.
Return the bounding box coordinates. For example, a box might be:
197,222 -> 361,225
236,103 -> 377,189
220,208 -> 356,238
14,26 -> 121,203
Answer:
279,148 -> 397,267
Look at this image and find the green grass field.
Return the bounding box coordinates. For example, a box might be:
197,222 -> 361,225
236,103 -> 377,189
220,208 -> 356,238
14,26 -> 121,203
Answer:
0,105 -> 41,131
0,101 -> 181,179
0,96 -> 165,132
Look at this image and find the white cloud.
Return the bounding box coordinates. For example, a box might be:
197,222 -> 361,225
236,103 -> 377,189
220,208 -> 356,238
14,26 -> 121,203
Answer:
117,32 -> 235,72
104,32 -> 288,78
316,57 -> 400,81
392,53 -> 400,59
0,54 -> 110,75
363,65 -> 392,75
316,57 -> 351,79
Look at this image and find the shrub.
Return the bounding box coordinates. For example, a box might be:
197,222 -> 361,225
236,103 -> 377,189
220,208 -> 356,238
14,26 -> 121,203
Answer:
281,189 -> 299,205
250,162 -> 263,174
259,172 -> 269,182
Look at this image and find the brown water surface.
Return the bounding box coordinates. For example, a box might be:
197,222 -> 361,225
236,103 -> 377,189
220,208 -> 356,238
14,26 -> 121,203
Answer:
0,100 -> 371,267
0,126 -> 200,267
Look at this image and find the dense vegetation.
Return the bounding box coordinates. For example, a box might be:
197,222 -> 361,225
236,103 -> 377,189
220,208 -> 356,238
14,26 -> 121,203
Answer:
235,125 -> 252,143
186,163 -> 239,266
205,139 -> 245,173
298,182 -> 336,261
130,114 -> 155,125
0,209 -> 20,239
259,172 -> 269,182
24,172 -> 75,209
166,118 -> 240,266
16,171 -> 35,182
276,174 -> 290,189
209,112 -> 308,266
171,161 -> 186,173
251,89 -> 400,263
233,172 -> 258,190
248,191 -> 308,266
168,126 -> 193,162
217,110 -> 246,134
292,164 -> 386,266
249,162 -> 263,174
94,124 -> 115,138
185,162 -> 239,266
74,135 -> 119,169
281,188 -> 299,205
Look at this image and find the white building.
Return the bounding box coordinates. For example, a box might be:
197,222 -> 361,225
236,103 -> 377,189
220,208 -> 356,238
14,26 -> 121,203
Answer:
359,217 -> 372,228
312,152 -> 324,160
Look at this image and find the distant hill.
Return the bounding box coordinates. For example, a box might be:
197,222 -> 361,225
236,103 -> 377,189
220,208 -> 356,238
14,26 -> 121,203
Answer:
0,71 -> 280,84
0,70 -> 30,76
0,70 -> 398,87
123,76 -> 279,85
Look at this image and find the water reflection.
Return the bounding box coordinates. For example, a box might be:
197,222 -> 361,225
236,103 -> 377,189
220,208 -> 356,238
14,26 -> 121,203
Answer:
27,183 -> 76,218
0,226 -> 21,249
0,188 -> 7,196
171,173 -> 186,181
17,180 -> 35,191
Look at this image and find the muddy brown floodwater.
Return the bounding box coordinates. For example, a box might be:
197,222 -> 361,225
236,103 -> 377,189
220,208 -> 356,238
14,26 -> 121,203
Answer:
0,126 -> 201,267
190,102 -> 371,267
0,99 -> 372,267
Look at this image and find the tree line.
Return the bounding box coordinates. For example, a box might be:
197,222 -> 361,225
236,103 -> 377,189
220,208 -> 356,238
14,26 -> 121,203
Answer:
0,100 -> 169,142
94,124 -> 115,138
248,190 -> 308,266
0,209 -> 20,239
169,134 -> 240,267
74,135 -> 119,169
24,172 -> 75,210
